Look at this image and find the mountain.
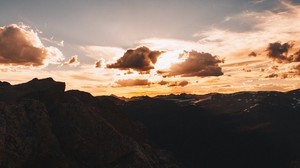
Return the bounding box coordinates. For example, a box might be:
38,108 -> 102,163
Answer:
0,78 -> 180,168
120,90 -> 300,168
2,78 -> 300,168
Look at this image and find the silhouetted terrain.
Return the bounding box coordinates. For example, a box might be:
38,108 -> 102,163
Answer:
1,78 -> 300,168
117,90 -> 300,168
0,78 -> 179,168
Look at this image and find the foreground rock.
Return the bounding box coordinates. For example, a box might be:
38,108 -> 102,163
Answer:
0,78 -> 179,168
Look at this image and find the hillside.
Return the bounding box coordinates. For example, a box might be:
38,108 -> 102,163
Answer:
118,90 -> 300,168
0,78 -> 179,168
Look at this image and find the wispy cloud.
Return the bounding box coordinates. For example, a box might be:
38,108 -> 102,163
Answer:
115,79 -> 150,87
80,45 -> 125,62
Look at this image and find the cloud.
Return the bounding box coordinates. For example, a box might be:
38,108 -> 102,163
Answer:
292,50 -> 300,62
252,0 -> 264,5
0,24 -> 63,67
248,52 -> 257,57
158,80 -> 169,85
291,64 -> 300,76
242,68 -> 252,72
266,42 -> 293,63
191,1 -> 300,60
165,51 -> 223,77
41,37 -> 64,47
64,55 -> 80,66
258,41 -> 300,63
95,59 -> 104,68
265,73 -> 278,78
264,63 -> 300,79
107,46 -> 163,73
294,64 -> 300,71
116,79 -> 150,87
80,45 -> 125,62
167,81 -> 189,87
138,38 -> 203,51
178,81 -> 189,87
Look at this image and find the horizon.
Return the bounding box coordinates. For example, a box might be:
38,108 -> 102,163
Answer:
1,77 -> 299,99
1,0 -> 300,97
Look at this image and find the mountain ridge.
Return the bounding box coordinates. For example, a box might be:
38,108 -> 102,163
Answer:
0,77 -> 180,168
1,78 -> 300,168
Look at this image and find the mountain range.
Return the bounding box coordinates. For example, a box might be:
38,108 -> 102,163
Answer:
1,78 -> 300,168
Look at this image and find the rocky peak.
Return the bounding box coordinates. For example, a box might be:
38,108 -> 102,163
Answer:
0,78 -> 65,104
0,81 -> 11,88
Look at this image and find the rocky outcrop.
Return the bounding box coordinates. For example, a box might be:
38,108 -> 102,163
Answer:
0,78 -> 179,168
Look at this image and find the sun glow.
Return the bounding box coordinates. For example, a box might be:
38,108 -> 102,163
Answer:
155,50 -> 185,70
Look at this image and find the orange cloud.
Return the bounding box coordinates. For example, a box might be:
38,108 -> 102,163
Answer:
116,79 -> 150,87
0,24 -> 63,67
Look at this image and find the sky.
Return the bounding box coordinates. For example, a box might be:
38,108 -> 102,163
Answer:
1,0 -> 300,97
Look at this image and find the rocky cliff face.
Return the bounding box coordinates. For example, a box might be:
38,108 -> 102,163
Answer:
0,78 -> 179,168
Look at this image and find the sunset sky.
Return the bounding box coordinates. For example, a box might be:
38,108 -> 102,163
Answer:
1,0 -> 300,97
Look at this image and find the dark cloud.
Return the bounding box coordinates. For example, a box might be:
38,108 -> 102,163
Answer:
65,55 -> 79,66
265,41 -> 300,63
0,24 -> 62,66
242,68 -> 251,72
107,46 -> 163,73
168,83 -> 178,87
262,42 -> 300,63
166,51 -> 224,77
248,51 -> 257,57
62,55 -> 79,67
158,80 -> 169,85
116,79 -> 150,87
178,81 -> 189,87
68,56 -> 77,64
292,50 -> 300,62
265,73 -> 279,78
168,81 -> 189,87
266,42 -> 293,62
95,60 -> 103,68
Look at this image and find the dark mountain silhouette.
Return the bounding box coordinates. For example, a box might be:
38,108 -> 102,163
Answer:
2,78 -> 300,168
120,90 -> 300,168
0,78 -> 180,168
